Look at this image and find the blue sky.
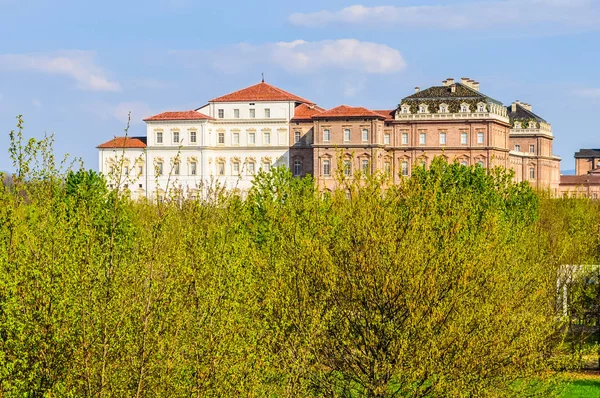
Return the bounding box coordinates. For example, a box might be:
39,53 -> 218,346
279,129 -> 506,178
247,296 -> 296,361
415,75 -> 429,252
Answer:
1,0 -> 600,172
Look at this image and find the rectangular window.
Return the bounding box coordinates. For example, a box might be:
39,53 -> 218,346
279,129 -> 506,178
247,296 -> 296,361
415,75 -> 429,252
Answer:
173,131 -> 179,143
156,132 -> 163,144
264,132 -> 271,145
217,162 -> 225,176
124,166 -> 129,176
384,162 -> 391,174
249,132 -> 256,144
264,108 -> 270,118
234,109 -> 239,118
322,159 -> 331,176
190,162 -> 197,175
232,162 -> 240,175
344,160 -> 351,176
384,133 -> 390,145
362,129 -> 369,142
529,167 -> 535,180
294,131 -> 301,144
460,132 -> 468,145
402,133 -> 409,145
248,162 -> 255,175
293,159 -> 302,176
173,163 -> 180,175
263,162 -> 271,172
190,131 -> 197,144
323,129 -> 331,142
515,144 -> 521,152
156,162 -> 163,176
218,109 -> 224,118
477,132 -> 484,144
439,132 -> 447,145
249,109 -> 255,118
362,159 -> 369,174
344,129 -> 351,142
218,131 -> 225,145
401,161 -> 409,176
419,132 -> 426,145
232,132 -> 240,145
529,144 -> 535,153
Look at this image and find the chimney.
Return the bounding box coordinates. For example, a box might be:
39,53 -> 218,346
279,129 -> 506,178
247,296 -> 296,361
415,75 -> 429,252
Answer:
472,82 -> 480,91
451,84 -> 457,93
461,77 -> 471,86
511,101 -> 518,112
444,78 -> 455,87
522,103 -> 532,112
415,86 -> 420,93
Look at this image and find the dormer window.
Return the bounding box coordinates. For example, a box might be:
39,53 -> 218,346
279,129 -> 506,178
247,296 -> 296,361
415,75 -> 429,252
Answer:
477,103 -> 486,112
514,122 -> 522,129
418,104 -> 428,113
401,105 -> 410,114
439,104 -> 448,113
460,104 -> 470,113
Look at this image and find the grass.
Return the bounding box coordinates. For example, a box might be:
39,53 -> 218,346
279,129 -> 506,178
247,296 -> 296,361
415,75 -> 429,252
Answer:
559,372 -> 600,398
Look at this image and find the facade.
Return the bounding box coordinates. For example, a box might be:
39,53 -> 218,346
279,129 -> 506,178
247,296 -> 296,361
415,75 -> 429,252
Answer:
98,81 -> 317,199
506,100 -> 561,191
97,77 -> 561,199
306,78 -> 560,192
558,149 -> 600,198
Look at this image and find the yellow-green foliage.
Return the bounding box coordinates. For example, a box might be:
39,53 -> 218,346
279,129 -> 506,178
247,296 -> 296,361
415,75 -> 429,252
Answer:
0,117 -> 598,397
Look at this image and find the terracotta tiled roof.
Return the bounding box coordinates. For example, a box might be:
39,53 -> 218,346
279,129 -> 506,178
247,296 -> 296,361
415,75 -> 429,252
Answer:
291,103 -> 325,121
560,174 -> 600,185
373,109 -> 395,121
143,110 -> 213,122
97,136 -> 147,149
210,82 -> 314,104
312,105 -> 386,119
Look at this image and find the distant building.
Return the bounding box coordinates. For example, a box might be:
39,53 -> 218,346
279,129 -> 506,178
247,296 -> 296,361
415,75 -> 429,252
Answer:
97,77 -> 562,199
558,149 -> 600,199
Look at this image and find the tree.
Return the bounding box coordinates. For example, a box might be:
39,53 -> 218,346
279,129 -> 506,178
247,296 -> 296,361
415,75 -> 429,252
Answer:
248,158 -> 561,397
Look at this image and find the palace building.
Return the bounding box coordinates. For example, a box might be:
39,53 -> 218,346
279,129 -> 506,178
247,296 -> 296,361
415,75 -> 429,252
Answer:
558,149 -> 600,199
97,78 -> 561,199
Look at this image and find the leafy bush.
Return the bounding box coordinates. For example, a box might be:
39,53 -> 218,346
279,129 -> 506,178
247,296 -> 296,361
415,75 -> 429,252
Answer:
0,117 -> 597,397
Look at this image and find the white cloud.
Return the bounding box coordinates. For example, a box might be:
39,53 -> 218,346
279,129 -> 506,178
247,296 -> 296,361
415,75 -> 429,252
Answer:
174,39 -> 406,75
289,1 -> 600,30
0,51 -> 121,92
573,88 -> 600,98
113,101 -> 153,125
272,39 -> 405,74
